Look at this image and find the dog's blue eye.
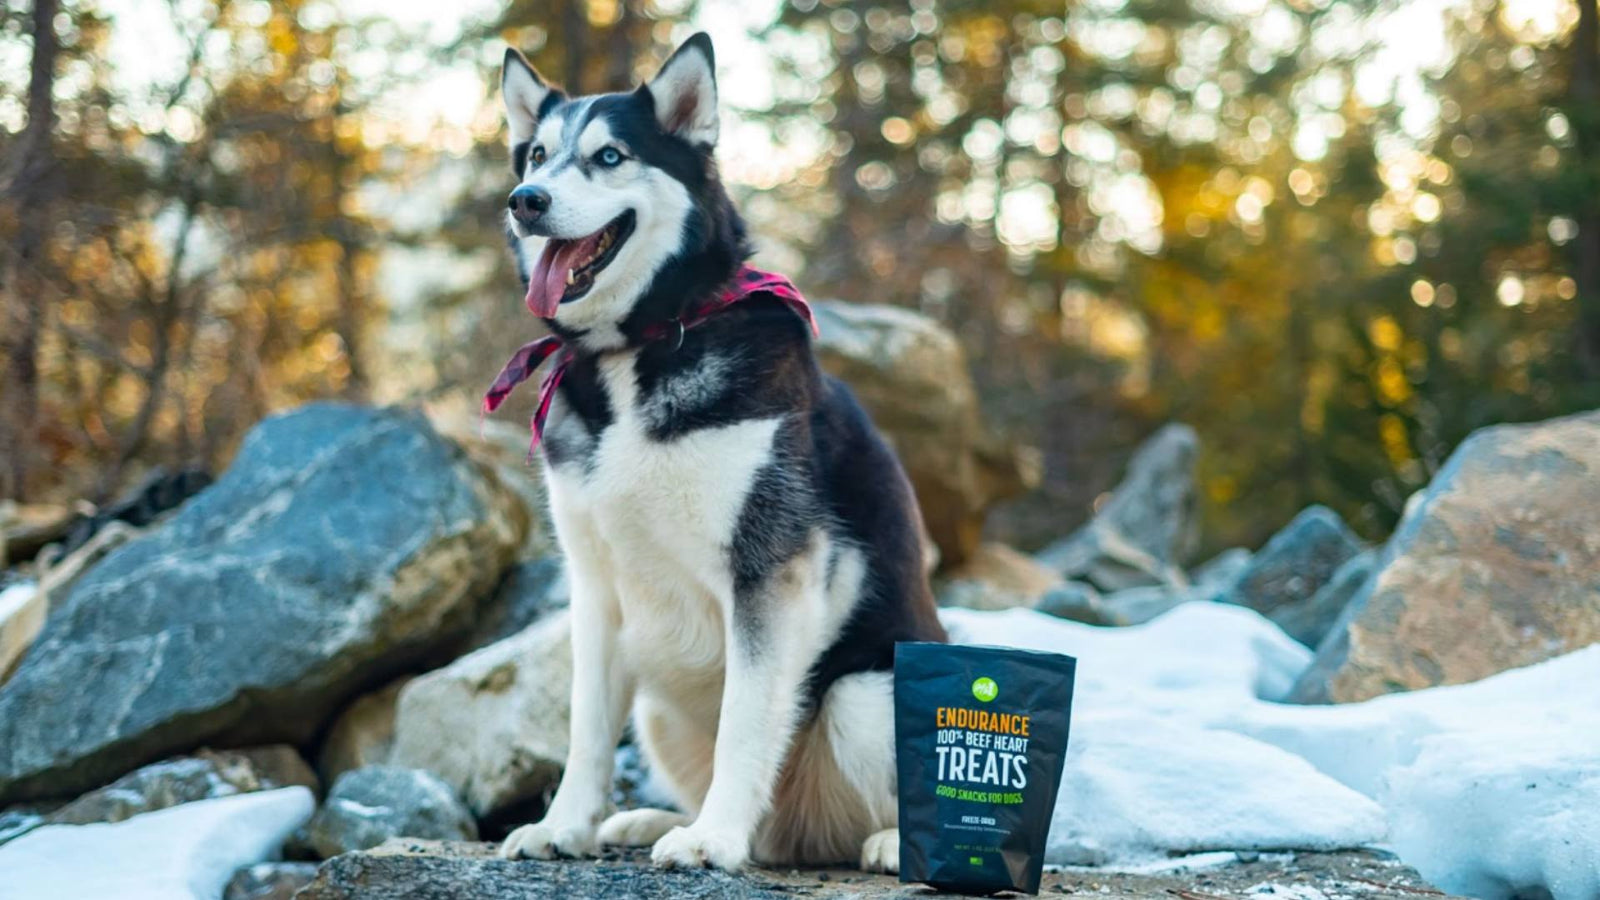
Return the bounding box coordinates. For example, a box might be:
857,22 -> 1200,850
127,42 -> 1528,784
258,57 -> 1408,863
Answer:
595,147 -> 623,167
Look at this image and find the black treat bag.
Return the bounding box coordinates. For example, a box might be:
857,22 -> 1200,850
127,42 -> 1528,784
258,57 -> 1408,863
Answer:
895,642 -> 1077,895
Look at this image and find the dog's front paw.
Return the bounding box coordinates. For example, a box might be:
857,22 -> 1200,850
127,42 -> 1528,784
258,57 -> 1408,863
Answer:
500,819 -> 599,860
650,824 -> 750,871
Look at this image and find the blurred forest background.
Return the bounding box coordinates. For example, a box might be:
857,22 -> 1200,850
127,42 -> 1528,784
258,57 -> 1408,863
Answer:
1,0 -> 1597,553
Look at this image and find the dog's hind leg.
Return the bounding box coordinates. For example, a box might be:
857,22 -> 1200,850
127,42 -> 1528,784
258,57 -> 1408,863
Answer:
825,673 -> 899,874
599,808 -> 691,847
757,671 -> 899,870
860,828 -> 899,874
605,696 -> 708,845
649,547 -> 830,871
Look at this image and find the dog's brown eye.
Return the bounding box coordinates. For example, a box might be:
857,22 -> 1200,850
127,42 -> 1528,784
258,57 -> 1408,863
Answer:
530,145 -> 546,167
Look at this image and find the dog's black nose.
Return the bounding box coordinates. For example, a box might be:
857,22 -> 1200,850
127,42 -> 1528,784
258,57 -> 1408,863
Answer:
508,185 -> 551,225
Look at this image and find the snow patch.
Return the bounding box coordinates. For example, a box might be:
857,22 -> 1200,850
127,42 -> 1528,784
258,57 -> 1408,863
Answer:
1048,714 -> 1384,865
1386,730 -> 1600,900
1058,849 -> 1241,875
940,603 -> 1600,899
0,580 -> 45,676
0,787 -> 314,900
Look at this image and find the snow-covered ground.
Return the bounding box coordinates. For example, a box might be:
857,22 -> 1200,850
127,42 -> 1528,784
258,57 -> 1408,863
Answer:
0,787 -> 314,900
944,603 -> 1600,900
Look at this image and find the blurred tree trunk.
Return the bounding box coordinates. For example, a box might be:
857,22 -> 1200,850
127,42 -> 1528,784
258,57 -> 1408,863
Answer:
562,0 -> 589,92
1289,291 -> 1313,508
816,0 -> 871,293
101,194 -> 201,499
1572,0 -> 1600,378
605,1 -> 635,90
332,97 -> 369,403
335,236 -> 368,401
0,0 -> 61,501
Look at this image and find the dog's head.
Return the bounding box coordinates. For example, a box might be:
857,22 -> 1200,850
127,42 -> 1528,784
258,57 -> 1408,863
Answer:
501,32 -> 747,347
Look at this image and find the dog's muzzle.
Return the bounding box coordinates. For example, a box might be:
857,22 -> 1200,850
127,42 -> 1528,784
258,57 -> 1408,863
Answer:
508,185 -> 552,232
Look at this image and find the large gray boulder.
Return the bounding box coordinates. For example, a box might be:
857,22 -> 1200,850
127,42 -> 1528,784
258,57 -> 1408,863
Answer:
1292,410 -> 1600,703
813,302 -> 1040,568
1037,424 -> 1200,591
1225,506 -> 1364,646
303,766 -> 477,858
0,404 -> 527,803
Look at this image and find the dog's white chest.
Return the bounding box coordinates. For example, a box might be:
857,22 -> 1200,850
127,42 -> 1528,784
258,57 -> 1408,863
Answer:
582,353 -> 780,572
545,352 -> 781,713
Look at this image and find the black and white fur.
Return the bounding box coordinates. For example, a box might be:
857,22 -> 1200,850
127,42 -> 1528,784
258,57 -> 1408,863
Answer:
496,33 -> 946,873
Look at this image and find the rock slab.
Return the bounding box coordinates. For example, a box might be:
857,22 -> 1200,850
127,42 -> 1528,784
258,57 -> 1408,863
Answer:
304,766 -> 477,858
1272,549 -> 1377,651
1293,410 -> 1600,703
1192,547 -> 1252,592
464,558 -> 567,650
935,542 -> 1063,610
1033,580 -> 1114,625
317,678 -> 412,784
1037,424 -> 1199,591
1226,505 -> 1364,647
43,745 -> 316,830
224,862 -> 320,900
0,403 -> 527,803
390,610 -> 572,817
1036,582 -> 1189,627
295,840 -> 1466,900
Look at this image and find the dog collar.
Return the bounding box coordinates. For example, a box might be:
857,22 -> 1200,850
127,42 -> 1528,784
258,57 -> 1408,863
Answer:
483,264 -> 819,458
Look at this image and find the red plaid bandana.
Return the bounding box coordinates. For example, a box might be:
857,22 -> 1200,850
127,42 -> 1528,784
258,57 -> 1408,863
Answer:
482,265 -> 818,458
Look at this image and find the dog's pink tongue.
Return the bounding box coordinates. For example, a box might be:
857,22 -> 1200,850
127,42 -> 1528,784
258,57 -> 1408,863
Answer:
526,234 -> 603,318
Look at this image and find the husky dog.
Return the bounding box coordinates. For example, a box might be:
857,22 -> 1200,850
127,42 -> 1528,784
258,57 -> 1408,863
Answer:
493,32 -> 946,873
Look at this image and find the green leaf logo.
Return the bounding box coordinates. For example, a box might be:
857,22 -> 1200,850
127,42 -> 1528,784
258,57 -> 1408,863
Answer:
972,676 -> 998,703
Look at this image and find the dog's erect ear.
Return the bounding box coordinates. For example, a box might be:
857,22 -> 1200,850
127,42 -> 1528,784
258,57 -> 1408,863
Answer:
643,32 -> 719,147
503,48 -> 554,146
